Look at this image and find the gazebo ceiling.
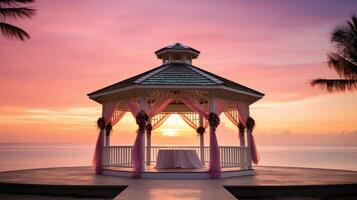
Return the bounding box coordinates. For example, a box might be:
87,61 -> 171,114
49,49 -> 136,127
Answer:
88,43 -> 264,105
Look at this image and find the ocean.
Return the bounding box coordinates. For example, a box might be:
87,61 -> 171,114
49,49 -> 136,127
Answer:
0,143 -> 356,172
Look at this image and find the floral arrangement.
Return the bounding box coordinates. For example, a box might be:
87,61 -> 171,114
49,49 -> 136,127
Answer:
136,110 -> 148,131
196,126 -> 205,135
97,117 -> 105,130
145,123 -> 153,135
246,117 -> 255,131
105,122 -> 112,136
208,112 -> 220,129
238,122 -> 245,135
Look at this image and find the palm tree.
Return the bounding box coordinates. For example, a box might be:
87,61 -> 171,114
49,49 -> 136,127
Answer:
0,0 -> 36,41
311,15 -> 357,92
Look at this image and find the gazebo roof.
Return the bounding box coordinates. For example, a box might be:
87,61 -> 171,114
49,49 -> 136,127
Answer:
88,63 -> 264,99
88,43 -> 264,105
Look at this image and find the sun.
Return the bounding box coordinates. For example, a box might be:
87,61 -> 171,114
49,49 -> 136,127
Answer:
161,128 -> 178,137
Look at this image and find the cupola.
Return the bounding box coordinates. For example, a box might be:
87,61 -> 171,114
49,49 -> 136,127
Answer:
155,43 -> 200,64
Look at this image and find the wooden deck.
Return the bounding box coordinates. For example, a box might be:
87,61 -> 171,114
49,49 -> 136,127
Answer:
0,166 -> 356,199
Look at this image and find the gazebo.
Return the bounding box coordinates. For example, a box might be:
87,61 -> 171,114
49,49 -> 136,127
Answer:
88,43 -> 264,179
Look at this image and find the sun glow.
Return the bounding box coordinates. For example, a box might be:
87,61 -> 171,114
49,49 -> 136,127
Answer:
161,128 -> 178,137
164,114 -> 184,125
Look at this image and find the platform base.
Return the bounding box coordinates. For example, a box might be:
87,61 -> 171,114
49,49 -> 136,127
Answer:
102,165 -> 254,179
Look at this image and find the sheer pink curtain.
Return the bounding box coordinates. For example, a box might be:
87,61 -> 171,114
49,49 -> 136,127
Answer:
179,98 -> 227,178
125,100 -> 143,177
126,98 -> 174,177
180,98 -> 208,118
151,114 -> 170,130
148,98 -> 174,118
236,102 -> 259,165
209,98 -> 227,178
92,131 -> 104,174
93,101 -> 119,175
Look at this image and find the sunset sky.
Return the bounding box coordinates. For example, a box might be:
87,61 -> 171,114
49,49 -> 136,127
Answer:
0,0 -> 356,145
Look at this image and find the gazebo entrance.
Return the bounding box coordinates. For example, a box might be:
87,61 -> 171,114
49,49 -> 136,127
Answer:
88,43 -> 264,179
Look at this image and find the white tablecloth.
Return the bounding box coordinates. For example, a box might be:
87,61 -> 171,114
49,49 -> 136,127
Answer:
155,150 -> 203,169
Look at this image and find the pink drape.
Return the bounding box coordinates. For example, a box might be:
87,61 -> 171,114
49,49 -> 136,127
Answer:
224,110 -> 246,146
237,102 -> 249,126
92,101 -> 119,175
151,114 -> 170,130
92,130 -> 103,174
178,113 -> 209,129
125,100 -> 142,177
236,102 -> 259,165
126,98 -> 174,177
148,98 -> 174,118
178,113 -> 198,129
180,98 -> 208,118
127,101 -> 140,118
179,98 -> 227,178
249,129 -> 260,165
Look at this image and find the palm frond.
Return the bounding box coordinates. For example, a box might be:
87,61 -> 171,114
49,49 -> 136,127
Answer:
348,15 -> 357,35
0,0 -> 34,5
0,7 -> 35,20
327,53 -> 357,79
311,78 -> 357,92
0,21 -> 29,40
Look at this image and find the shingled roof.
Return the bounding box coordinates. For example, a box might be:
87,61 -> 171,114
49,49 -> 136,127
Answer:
87,63 -> 264,98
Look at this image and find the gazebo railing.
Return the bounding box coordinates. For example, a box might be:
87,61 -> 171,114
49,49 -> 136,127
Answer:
220,146 -> 250,168
102,145 -> 250,168
102,146 -> 133,168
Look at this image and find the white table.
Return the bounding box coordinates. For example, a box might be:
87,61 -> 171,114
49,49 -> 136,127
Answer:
155,149 -> 203,169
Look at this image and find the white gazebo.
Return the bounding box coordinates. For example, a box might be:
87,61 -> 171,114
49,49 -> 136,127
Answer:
88,43 -> 264,179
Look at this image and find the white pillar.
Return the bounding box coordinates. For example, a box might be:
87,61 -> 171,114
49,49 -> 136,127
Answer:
199,115 -> 204,165
239,125 -> 246,147
209,92 -> 216,163
146,118 -> 152,166
238,122 -> 243,147
105,134 -> 110,146
247,129 -> 252,169
140,92 -> 146,170
209,92 -> 216,112
101,104 -> 106,146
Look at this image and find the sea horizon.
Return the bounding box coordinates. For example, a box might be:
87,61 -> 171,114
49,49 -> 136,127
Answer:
1,142 -> 356,173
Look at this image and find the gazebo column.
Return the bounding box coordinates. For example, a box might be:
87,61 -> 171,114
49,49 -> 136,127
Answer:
208,92 -> 221,178
140,92 -> 147,170
146,118 -> 152,166
199,115 -> 204,165
245,108 -> 253,169
101,105 -> 107,147
238,121 -> 246,147
247,129 -> 253,169
105,132 -> 110,146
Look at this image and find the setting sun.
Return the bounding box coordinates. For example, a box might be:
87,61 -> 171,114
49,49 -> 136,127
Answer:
160,128 -> 178,137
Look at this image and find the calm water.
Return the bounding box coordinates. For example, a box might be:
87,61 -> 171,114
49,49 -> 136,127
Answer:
0,144 -> 356,172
